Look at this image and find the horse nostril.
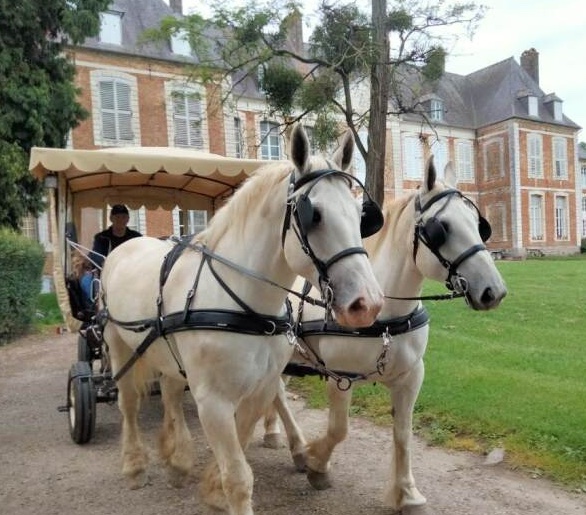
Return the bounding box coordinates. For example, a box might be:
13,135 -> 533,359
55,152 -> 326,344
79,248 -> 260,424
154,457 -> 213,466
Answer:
349,297 -> 367,313
481,287 -> 495,305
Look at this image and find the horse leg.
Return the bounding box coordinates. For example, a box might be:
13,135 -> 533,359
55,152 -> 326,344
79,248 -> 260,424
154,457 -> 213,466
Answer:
262,377 -> 287,449
269,376 -> 307,471
108,332 -> 149,489
158,375 -> 194,488
305,380 -> 353,490
384,361 -> 427,510
197,396 -> 254,515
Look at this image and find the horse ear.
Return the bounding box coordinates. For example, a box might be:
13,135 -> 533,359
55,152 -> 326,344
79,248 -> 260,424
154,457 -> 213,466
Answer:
290,124 -> 310,172
332,129 -> 354,171
444,161 -> 457,187
422,155 -> 436,193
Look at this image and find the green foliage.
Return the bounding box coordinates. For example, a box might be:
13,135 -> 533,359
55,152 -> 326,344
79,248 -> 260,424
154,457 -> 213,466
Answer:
0,228 -> 45,344
298,70 -> 339,113
259,63 -> 304,116
0,0 -> 109,229
421,46 -> 446,81
36,292 -> 64,326
290,257 -> 586,487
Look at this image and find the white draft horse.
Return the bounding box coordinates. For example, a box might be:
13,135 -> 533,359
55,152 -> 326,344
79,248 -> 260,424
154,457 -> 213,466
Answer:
99,124 -> 384,515
264,157 -> 508,511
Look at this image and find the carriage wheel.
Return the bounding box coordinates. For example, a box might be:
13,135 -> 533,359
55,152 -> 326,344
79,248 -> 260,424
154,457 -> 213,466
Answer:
77,334 -> 91,362
67,361 -> 96,444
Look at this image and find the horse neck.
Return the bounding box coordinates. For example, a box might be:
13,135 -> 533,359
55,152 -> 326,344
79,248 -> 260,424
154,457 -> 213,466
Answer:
365,195 -> 424,318
201,174 -> 295,316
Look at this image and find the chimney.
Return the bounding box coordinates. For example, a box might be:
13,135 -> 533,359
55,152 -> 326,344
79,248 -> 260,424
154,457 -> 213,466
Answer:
283,8 -> 303,55
169,0 -> 183,15
520,48 -> 539,85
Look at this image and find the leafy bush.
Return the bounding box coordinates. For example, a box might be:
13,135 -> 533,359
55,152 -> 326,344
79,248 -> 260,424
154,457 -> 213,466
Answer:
0,228 -> 45,344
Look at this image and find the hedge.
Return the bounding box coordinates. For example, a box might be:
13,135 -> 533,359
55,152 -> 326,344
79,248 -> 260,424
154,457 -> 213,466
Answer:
0,228 -> 45,344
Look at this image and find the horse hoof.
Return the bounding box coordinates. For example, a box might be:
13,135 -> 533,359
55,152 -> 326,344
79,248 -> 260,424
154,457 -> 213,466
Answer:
128,471 -> 149,490
263,432 -> 284,449
292,452 -> 307,472
307,468 -> 332,490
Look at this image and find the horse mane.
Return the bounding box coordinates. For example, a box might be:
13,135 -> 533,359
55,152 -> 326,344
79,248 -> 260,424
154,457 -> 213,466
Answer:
197,161 -> 292,248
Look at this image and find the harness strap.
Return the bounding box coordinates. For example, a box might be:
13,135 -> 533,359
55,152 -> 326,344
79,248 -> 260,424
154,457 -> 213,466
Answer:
299,305 -> 429,338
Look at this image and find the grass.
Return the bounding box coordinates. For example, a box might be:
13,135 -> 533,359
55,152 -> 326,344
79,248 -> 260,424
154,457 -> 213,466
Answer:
35,292 -> 64,327
290,256 -> 586,491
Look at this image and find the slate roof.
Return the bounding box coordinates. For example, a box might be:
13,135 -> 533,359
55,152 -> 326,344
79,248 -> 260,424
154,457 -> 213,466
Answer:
404,56 -> 580,130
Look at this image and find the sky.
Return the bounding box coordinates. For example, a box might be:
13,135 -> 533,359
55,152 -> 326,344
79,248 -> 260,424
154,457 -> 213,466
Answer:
176,0 -> 586,139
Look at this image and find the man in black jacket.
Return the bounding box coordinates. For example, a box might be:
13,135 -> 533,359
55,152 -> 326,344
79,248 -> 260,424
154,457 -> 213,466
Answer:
91,204 -> 142,267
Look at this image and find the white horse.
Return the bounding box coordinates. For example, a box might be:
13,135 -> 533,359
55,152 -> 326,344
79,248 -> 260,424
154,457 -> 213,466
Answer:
263,157 -> 508,511
99,124 -> 383,515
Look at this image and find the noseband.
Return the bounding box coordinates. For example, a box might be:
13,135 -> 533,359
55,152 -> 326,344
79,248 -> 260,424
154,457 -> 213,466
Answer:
282,169 -> 383,304
413,189 -> 491,292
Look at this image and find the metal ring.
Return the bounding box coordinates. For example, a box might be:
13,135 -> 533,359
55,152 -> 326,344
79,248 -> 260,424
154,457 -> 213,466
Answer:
264,320 -> 277,336
336,376 -> 352,391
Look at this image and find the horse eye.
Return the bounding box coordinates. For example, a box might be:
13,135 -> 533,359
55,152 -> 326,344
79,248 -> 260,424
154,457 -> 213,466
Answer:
312,208 -> 322,226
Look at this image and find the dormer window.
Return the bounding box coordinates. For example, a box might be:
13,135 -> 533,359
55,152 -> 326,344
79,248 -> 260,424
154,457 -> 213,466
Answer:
553,100 -> 563,121
528,95 -> 538,117
430,99 -> 443,121
171,29 -> 191,56
544,94 -> 563,122
100,11 -> 123,45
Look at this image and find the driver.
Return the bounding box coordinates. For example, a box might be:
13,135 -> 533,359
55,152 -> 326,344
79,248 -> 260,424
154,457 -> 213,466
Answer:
91,204 -> 142,267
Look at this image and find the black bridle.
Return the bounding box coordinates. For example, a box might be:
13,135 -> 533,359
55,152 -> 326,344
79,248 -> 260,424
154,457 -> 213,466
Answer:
413,189 -> 492,293
282,168 -> 383,304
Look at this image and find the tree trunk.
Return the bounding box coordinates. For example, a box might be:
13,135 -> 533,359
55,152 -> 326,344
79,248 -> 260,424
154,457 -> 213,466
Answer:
367,0 -> 389,206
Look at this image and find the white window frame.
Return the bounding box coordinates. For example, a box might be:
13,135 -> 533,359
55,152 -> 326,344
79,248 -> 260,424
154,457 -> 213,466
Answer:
554,195 -> 569,240
172,208 -> 207,236
527,133 -> 543,178
165,82 -> 208,150
430,138 -> 448,179
582,196 -> 586,238
580,164 -> 586,188
455,140 -> 474,182
259,120 -> 282,160
430,99 -> 443,121
528,96 -> 538,117
171,29 -> 191,56
91,70 -> 140,147
553,101 -> 563,121
529,193 -> 544,241
99,11 -> 123,45
552,137 -> 568,179
402,135 -> 424,180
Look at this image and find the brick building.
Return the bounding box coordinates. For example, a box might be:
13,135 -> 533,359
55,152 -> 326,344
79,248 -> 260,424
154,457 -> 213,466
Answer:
27,0 -> 584,263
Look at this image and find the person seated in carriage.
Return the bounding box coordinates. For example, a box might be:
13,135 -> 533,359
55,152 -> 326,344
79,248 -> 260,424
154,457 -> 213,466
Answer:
90,204 -> 142,267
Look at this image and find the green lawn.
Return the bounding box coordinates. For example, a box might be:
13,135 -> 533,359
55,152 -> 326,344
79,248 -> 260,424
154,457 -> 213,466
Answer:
291,256 -> 586,489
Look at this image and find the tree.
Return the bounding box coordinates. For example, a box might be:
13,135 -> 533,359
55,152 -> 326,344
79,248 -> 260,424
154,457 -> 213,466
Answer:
150,0 -> 485,205
0,0 -> 110,230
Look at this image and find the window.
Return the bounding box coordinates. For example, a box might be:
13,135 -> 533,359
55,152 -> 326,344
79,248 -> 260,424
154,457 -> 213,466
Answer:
99,79 -> 133,142
173,208 -> 207,236
552,137 -> 568,179
553,101 -> 563,121
260,121 -> 281,160
455,140 -> 474,182
528,96 -> 538,117
20,215 -> 39,241
581,164 -> 586,188
582,196 -> 586,237
430,99 -> 443,121
171,29 -> 191,56
430,138 -> 448,178
527,133 -> 543,178
529,194 -> 544,241
303,125 -> 320,155
234,117 -> 244,158
554,195 -> 569,240
353,129 -> 368,185
99,11 -> 122,45
402,135 -> 424,179
171,90 -> 203,148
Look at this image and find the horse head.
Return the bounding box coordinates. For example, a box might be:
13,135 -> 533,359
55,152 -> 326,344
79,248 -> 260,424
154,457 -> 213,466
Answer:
282,124 -> 383,327
413,157 -> 507,310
